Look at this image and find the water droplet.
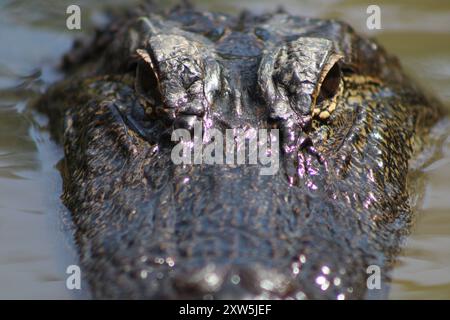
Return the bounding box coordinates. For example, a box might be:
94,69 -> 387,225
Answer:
260,279 -> 274,291
205,273 -> 220,287
166,257 -> 175,267
321,266 -> 330,275
299,254 -> 306,264
231,274 -> 241,285
333,277 -> 341,286
295,291 -> 306,300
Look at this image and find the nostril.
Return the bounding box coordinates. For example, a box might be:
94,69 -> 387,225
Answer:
170,264 -> 268,299
172,264 -> 227,299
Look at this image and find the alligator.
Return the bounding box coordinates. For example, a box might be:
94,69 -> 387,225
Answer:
34,3 -> 445,299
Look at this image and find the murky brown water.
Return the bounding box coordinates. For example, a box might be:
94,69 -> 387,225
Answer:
0,0 -> 449,299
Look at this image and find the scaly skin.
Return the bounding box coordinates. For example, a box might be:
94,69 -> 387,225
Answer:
35,5 -> 444,299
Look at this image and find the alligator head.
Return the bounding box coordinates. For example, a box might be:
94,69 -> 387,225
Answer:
36,5 -> 443,299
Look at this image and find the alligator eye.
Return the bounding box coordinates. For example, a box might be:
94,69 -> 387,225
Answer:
316,62 -> 341,105
313,58 -> 343,120
135,49 -> 163,112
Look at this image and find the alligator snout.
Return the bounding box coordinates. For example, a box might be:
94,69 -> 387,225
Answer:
140,227 -> 371,300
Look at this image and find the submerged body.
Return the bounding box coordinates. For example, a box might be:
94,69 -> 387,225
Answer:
36,5 -> 444,299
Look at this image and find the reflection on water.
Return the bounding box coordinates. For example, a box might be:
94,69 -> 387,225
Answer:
0,0 -> 448,299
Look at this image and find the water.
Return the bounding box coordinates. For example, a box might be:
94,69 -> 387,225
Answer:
0,0 -> 449,299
